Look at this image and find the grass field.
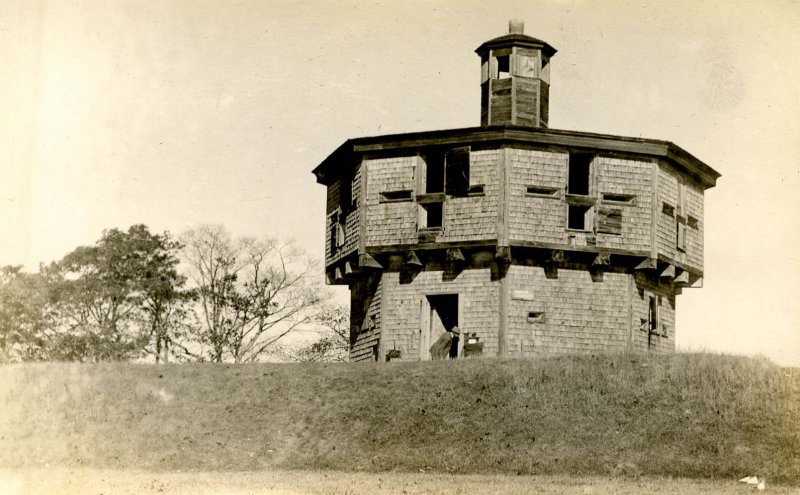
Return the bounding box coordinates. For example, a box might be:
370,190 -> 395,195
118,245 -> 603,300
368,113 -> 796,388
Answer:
1,353 -> 798,486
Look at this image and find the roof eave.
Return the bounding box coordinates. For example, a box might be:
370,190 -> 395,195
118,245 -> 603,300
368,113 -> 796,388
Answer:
311,126 -> 721,189
312,140 -> 353,185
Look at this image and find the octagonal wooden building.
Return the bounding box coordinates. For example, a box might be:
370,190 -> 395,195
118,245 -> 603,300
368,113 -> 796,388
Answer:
312,21 -> 720,362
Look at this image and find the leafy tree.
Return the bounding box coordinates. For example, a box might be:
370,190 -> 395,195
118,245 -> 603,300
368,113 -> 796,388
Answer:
181,224 -> 326,363
53,224 -> 189,361
0,266 -> 55,362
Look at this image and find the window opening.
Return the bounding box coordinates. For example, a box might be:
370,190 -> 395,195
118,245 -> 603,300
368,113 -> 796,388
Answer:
444,147 -> 470,196
340,172 -> 354,212
527,185 -> 560,198
527,311 -> 546,323
687,215 -> 699,229
496,55 -> 510,79
568,204 -> 592,231
568,153 -> 592,195
601,193 -> 635,204
662,203 -> 675,216
421,202 -> 443,229
380,190 -> 412,203
329,213 -> 338,255
424,151 -> 445,194
648,296 -> 658,333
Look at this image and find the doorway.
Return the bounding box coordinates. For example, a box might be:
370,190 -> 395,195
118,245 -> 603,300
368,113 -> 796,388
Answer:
420,294 -> 460,360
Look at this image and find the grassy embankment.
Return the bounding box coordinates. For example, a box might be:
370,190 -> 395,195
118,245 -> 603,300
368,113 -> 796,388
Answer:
1,353 -> 798,484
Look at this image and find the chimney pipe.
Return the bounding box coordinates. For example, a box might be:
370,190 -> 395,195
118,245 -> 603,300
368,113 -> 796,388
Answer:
509,19 -> 524,34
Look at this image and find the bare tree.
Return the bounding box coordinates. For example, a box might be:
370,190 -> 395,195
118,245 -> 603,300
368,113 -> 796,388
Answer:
279,304 -> 350,363
181,224 -> 326,363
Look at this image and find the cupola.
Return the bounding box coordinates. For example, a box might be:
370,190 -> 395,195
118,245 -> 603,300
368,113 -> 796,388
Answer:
475,20 -> 557,128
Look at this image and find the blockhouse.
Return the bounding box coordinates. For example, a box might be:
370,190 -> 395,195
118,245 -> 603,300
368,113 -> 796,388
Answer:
312,21 -> 721,362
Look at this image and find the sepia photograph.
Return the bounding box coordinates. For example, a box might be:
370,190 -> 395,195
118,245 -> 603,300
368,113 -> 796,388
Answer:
1,1 -> 798,493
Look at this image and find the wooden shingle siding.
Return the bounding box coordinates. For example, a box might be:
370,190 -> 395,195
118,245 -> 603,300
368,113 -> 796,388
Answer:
594,156 -> 653,252
506,266 -> 631,356
656,166 -> 679,262
380,267 -> 500,361
326,180 -> 340,214
350,274 -> 383,362
324,166 -> 361,267
630,274 -> 675,353
656,163 -> 704,273
684,182 -> 704,270
364,156 -> 419,248
364,150 -> 500,247
503,266 -> 675,356
507,148 -> 568,244
439,149 -> 500,243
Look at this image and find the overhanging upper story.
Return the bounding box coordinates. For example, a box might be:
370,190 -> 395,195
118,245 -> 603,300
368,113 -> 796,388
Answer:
313,125 -> 720,285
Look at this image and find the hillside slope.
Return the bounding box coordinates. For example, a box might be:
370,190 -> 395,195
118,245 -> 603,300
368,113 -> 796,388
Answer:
1,354 -> 798,483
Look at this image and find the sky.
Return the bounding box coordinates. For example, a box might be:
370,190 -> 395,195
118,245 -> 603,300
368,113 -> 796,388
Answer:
1,0 -> 798,366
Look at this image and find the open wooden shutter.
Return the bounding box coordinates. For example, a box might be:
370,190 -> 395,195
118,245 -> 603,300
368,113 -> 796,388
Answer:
445,147 -> 470,197
677,220 -> 687,252
596,206 -> 623,235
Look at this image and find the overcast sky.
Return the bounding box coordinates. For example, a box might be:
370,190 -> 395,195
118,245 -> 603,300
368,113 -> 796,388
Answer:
2,0 -> 798,366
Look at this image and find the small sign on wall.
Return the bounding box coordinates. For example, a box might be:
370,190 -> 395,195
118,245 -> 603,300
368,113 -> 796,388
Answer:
512,290 -> 534,301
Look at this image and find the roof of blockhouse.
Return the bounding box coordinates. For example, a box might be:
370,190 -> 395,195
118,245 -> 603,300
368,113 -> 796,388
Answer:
474,33 -> 557,57
312,126 -> 722,189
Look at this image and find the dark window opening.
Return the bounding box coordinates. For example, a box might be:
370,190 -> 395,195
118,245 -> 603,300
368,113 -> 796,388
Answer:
602,193 -> 636,204
424,151 -> 445,193
662,203 -> 675,216
330,212 -> 345,255
380,190 -> 413,203
648,296 -> 658,333
422,147 -> 470,196
527,185 -> 560,198
687,215 -> 699,228
340,172 -> 354,212
568,204 -> 592,231
329,214 -> 338,255
422,202 -> 443,229
444,147 -> 470,196
527,311 -> 546,323
496,55 -> 510,79
568,153 -> 592,195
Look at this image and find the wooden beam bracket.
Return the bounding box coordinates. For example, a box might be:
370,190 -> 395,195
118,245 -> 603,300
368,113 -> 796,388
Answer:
674,269 -> 690,285
635,258 -> 658,270
549,249 -> 565,263
358,253 -> 383,270
446,248 -> 466,263
592,252 -> 611,266
495,246 -> 511,262
403,250 -> 423,268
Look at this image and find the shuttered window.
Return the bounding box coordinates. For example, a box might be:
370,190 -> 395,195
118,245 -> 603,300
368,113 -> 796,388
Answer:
596,207 -> 623,235
677,220 -> 687,252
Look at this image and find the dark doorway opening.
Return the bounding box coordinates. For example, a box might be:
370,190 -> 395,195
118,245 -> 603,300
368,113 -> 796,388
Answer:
424,294 -> 460,360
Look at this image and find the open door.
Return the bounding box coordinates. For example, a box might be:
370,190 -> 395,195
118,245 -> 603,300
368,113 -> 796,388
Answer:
420,294 -> 460,360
